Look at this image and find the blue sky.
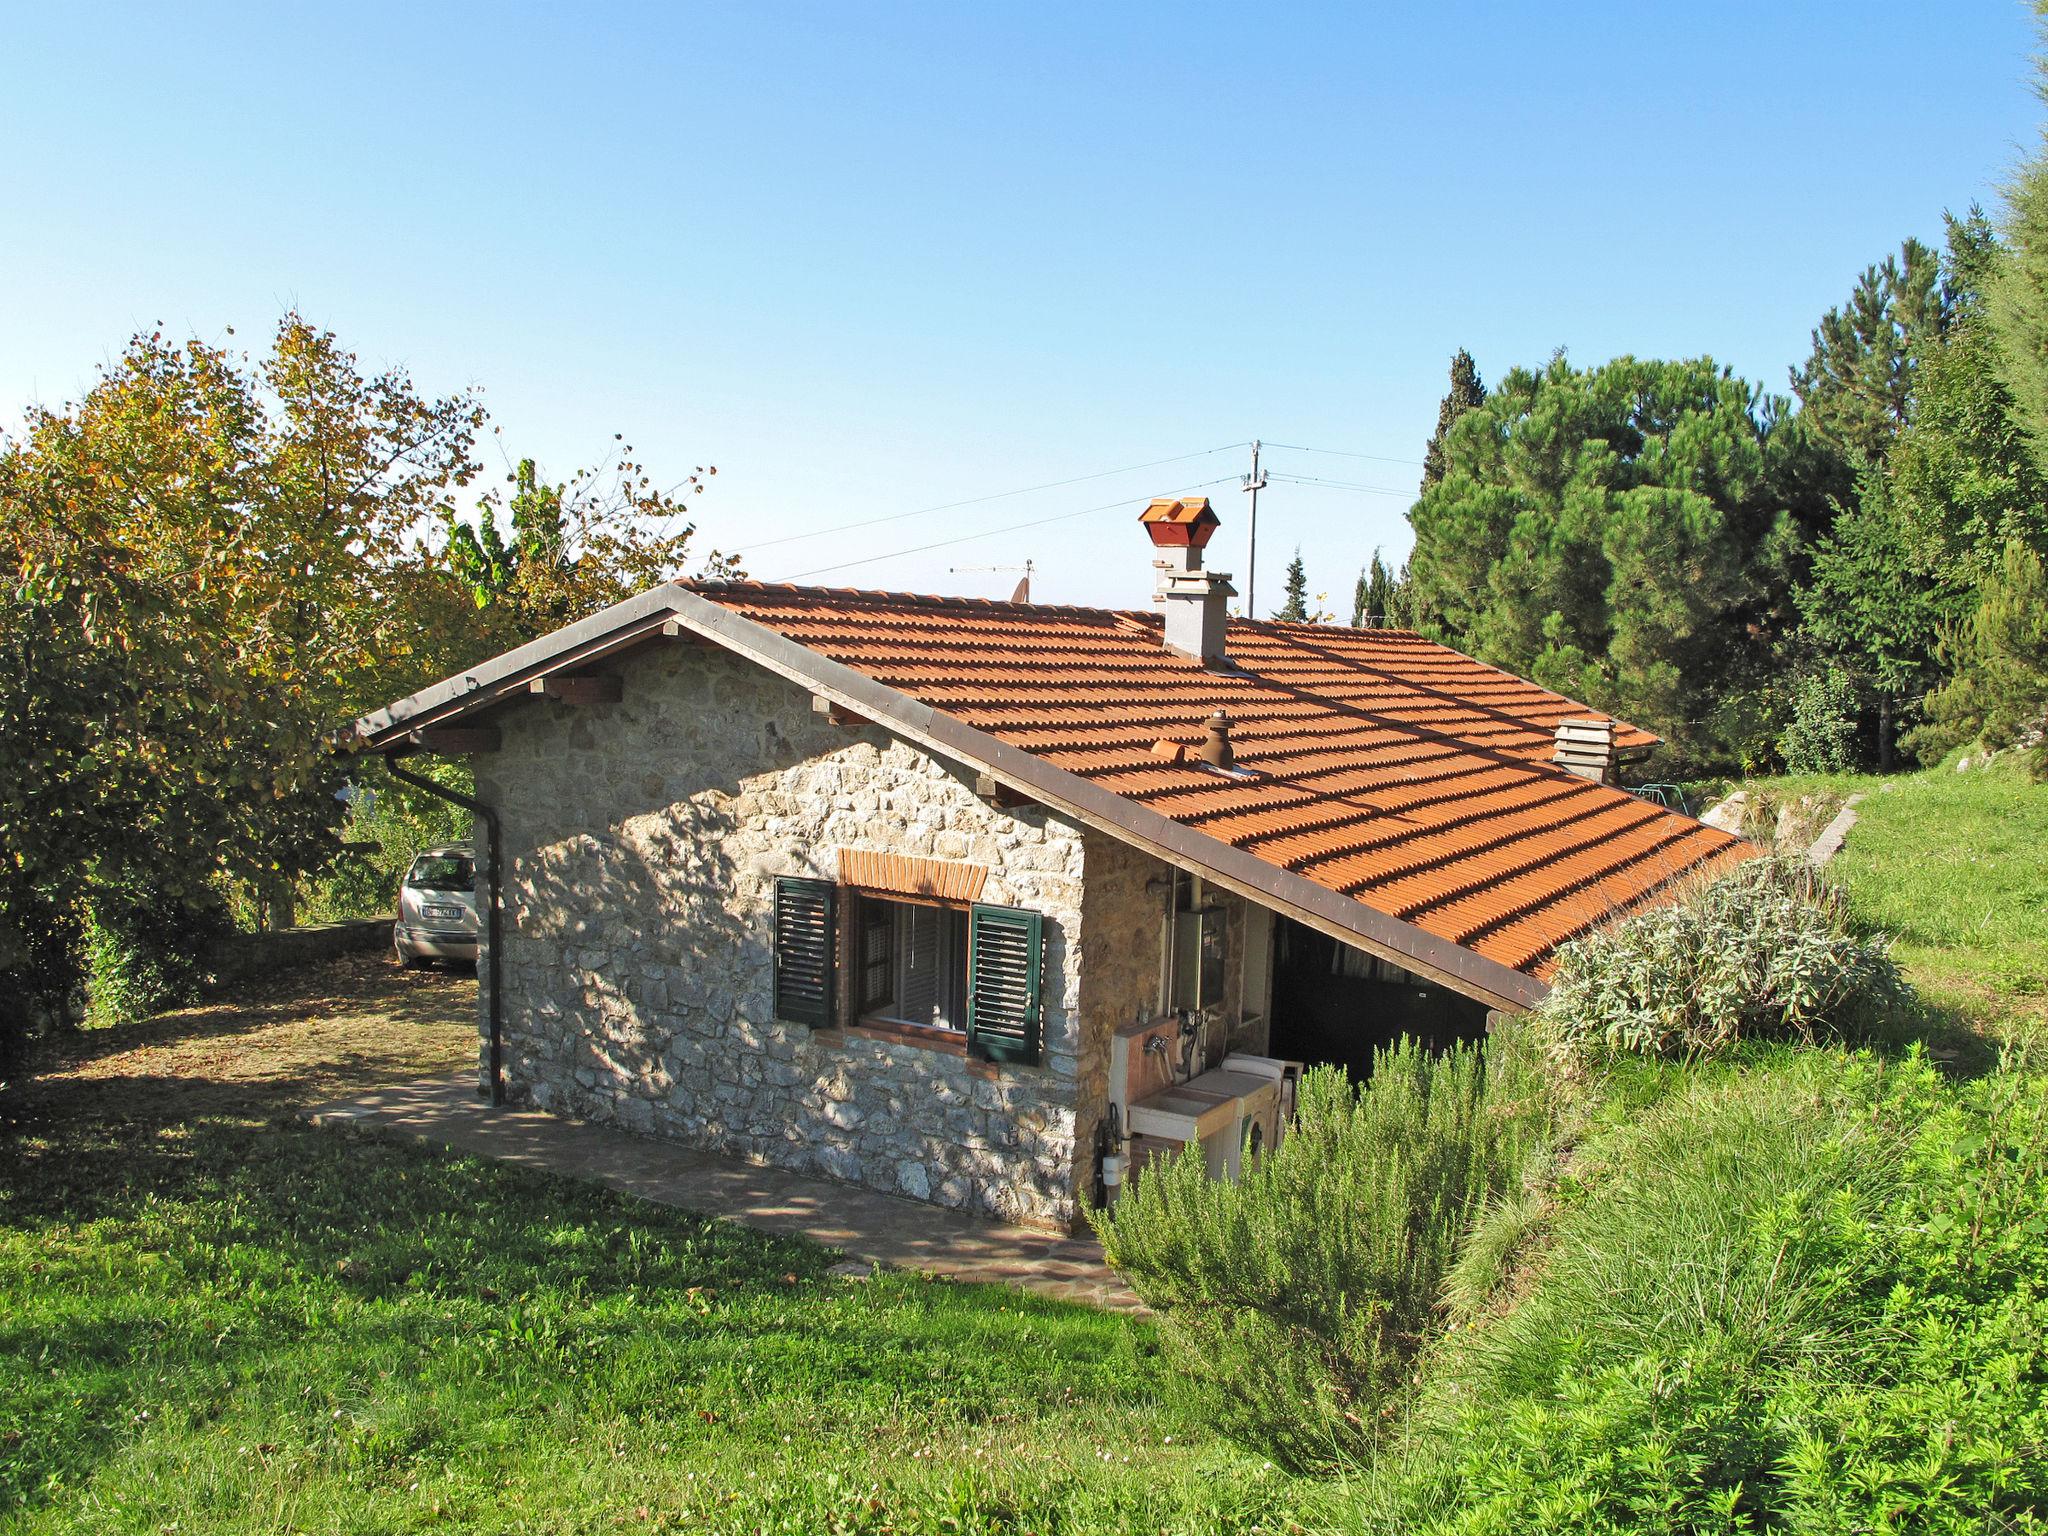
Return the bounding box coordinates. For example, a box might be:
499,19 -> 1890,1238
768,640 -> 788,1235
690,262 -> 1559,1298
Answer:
2,2 -> 2040,611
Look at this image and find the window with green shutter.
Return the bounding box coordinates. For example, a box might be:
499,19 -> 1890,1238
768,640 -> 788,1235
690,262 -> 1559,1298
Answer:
772,877 -> 837,1027
966,903 -> 1043,1065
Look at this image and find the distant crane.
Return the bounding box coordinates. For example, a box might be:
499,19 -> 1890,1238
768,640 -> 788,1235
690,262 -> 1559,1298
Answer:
949,560 -> 1035,602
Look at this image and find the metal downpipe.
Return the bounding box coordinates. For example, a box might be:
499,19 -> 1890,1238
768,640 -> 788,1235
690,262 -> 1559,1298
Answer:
385,751 -> 505,1106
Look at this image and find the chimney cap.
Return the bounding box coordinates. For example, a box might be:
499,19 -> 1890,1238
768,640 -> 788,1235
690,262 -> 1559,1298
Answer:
1139,496 -> 1221,550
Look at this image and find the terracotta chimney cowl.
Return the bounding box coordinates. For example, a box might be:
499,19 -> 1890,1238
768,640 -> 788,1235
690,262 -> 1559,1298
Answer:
1197,710 -> 1235,769
1142,498 -> 1235,665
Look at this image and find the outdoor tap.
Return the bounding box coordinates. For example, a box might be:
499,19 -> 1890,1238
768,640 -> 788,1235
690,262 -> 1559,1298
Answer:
1143,1034 -> 1169,1057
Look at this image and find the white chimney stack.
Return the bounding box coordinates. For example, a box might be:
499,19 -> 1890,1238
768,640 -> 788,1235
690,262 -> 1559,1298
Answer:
1139,496 -> 1235,666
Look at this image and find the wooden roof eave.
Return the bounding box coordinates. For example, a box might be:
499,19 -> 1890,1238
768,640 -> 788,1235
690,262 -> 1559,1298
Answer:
352,581 -> 1558,1012
666,588 -> 1549,1013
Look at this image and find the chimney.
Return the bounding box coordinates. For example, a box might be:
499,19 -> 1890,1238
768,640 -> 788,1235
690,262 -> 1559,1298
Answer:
1552,719 -> 1617,782
1139,496 -> 1235,665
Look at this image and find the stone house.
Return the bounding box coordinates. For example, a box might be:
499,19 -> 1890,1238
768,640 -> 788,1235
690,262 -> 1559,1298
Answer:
355,499 -> 1745,1230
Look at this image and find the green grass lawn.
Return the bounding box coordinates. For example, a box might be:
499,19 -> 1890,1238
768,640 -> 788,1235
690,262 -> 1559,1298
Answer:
0,963 -> 1309,1535
1732,754 -> 2048,1020
0,1121 -> 1303,1535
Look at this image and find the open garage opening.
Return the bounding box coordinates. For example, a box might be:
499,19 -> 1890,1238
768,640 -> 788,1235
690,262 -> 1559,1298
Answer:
1265,915 -> 1491,1079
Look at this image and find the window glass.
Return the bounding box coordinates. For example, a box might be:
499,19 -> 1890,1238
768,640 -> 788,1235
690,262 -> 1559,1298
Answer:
858,897 -> 968,1031
406,854 -> 473,891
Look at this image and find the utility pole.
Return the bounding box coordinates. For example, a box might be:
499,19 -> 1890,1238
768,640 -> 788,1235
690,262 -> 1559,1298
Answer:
1241,439 -> 1266,617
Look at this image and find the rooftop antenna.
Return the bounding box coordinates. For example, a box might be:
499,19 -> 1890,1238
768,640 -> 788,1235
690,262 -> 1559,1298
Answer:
949,559 -> 1035,602
1241,439 -> 1266,616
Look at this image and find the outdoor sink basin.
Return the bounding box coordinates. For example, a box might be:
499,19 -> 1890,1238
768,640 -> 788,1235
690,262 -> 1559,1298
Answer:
1126,1068 -> 1274,1143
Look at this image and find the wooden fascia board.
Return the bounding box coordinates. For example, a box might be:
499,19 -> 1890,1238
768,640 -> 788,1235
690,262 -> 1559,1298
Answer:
353,586 -> 691,748
665,588 -> 1546,1013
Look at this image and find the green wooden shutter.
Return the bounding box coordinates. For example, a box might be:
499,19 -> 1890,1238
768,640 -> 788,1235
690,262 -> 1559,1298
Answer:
773,877 -> 837,1027
966,904 -> 1043,1065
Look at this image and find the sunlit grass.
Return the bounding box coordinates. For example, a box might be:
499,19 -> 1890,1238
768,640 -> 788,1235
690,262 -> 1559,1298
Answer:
1742,755 -> 2048,1019
0,1119 -> 1306,1534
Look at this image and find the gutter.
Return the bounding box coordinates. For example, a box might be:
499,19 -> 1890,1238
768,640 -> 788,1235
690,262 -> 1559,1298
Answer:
385,752 -> 505,1105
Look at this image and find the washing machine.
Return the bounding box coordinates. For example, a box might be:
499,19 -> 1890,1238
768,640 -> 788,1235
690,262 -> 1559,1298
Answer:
1222,1052 -> 1304,1152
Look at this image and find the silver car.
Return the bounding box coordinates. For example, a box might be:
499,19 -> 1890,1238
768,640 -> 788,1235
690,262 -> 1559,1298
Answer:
393,845 -> 480,967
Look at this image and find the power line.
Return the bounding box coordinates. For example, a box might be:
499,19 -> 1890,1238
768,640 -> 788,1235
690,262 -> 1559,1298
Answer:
1267,471 -> 1414,497
746,442 -> 1249,552
1262,440 -> 1425,468
778,476 -> 1240,582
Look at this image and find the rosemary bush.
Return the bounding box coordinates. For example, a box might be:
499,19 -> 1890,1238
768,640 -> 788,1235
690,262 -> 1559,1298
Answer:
1540,855 -> 1910,1062
1091,1028 -> 1554,1472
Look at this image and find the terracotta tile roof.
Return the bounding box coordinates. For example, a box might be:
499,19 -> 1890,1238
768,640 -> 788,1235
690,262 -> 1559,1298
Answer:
682,581 -> 1751,978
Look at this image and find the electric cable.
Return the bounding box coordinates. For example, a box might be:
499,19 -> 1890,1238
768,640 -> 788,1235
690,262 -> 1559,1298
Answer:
777,476 -> 1240,582
1261,440 -> 1425,468
746,442 -> 1249,552
1266,471 -> 1415,497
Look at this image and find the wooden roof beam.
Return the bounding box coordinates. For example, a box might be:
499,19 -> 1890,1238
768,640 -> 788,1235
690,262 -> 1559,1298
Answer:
407,725 -> 501,755
529,673 -> 623,705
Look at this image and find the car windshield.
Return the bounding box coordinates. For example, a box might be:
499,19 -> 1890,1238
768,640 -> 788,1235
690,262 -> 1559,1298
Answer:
406,854 -> 473,892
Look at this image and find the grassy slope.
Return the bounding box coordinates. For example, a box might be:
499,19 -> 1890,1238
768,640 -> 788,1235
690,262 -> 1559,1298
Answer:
1740,754 -> 2048,1021
0,963 -> 1305,1535
1340,756 -> 2048,1531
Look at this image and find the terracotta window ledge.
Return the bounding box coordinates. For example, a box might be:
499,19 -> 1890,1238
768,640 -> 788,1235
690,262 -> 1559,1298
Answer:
848,1016 -> 968,1055
844,1016 -> 1000,1077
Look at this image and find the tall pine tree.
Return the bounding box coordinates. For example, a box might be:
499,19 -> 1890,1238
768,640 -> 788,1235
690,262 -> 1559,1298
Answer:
1404,354 -> 1791,762
1790,237 -> 1951,472
1989,11 -> 2048,481
1420,349 -> 1486,491
1801,214 -> 2046,766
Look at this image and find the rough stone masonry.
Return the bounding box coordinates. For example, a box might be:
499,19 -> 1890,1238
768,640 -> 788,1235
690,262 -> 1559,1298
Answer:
472,639 -> 1189,1229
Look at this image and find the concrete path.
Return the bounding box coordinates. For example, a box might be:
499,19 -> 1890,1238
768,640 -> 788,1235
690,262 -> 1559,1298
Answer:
1805,793 -> 1866,867
304,1076 -> 1141,1312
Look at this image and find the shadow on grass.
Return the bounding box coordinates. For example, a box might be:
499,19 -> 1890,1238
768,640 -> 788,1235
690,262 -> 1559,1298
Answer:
0,1102 -> 843,1518
33,950 -> 474,1076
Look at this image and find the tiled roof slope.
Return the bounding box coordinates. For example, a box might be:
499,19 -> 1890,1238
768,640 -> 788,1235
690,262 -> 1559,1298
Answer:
684,582 -> 1751,976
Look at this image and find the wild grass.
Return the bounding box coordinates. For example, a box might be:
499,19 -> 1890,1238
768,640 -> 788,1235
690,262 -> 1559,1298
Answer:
0,957 -> 1308,1535
1335,755 -> 2048,1532
1358,1047 -> 2048,1534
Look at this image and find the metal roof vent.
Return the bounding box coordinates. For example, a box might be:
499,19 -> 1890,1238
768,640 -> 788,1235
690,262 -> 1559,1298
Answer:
1552,718 -> 1617,782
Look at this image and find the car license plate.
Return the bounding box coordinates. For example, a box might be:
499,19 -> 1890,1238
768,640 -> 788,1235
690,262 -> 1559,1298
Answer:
424,905 -> 462,922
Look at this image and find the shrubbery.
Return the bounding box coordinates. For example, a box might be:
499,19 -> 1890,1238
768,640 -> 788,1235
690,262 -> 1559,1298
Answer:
303,758 -> 473,923
83,878 -> 234,1028
1372,1049 -> 2048,1534
1539,856 -> 1911,1061
1091,1026 -> 1556,1472
1778,663 -> 1862,773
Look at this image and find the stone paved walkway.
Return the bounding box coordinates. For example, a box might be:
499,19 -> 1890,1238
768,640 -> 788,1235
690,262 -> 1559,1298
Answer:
304,1076 -> 1141,1312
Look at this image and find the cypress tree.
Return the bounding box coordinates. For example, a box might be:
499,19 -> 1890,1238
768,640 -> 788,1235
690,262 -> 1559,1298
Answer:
1421,349 -> 1487,491
1276,549 -> 1309,621
1352,547 -> 1398,627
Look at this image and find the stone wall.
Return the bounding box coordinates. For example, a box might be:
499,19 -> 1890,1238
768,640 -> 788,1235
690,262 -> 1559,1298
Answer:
473,640 -> 1095,1228
1071,834 -> 1270,1113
